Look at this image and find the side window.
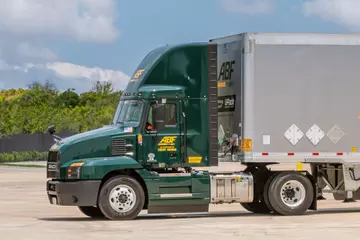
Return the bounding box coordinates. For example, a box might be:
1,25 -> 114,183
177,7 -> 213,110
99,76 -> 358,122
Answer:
164,104 -> 177,127
145,103 -> 177,132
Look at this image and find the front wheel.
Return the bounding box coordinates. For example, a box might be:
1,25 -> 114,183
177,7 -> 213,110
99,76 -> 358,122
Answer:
78,206 -> 105,219
98,175 -> 145,220
267,172 -> 314,216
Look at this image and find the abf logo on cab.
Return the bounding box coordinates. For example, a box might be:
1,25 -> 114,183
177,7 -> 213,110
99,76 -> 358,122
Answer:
158,136 -> 177,146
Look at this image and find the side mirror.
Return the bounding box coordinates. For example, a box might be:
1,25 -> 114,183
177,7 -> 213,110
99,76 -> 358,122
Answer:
47,124 -> 62,143
47,125 -> 56,135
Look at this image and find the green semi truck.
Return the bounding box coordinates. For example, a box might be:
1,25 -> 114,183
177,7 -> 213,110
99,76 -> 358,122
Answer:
46,32 -> 360,220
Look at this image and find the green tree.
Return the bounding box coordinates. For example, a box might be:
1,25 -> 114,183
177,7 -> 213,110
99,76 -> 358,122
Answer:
0,80 -> 122,136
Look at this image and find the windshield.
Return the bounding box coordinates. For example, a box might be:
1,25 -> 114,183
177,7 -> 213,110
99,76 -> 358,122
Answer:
113,100 -> 145,127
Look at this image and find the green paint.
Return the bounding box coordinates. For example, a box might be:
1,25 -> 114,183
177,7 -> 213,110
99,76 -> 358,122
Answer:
140,170 -> 211,207
48,42 -> 215,209
60,157 -> 144,180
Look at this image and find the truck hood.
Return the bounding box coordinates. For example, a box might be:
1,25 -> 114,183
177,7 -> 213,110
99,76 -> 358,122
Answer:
51,124 -> 134,153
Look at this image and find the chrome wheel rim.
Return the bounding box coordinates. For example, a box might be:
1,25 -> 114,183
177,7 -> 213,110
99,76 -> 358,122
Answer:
109,184 -> 136,213
280,180 -> 306,208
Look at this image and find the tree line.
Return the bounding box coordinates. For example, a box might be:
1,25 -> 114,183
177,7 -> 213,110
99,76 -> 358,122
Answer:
0,80 -> 122,136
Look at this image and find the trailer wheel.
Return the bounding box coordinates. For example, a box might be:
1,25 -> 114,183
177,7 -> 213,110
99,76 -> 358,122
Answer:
78,206 -> 105,218
267,172 -> 313,216
240,200 -> 271,214
98,175 -> 145,220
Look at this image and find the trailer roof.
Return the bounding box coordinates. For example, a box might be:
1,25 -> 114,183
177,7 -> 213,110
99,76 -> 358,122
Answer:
210,32 -> 360,46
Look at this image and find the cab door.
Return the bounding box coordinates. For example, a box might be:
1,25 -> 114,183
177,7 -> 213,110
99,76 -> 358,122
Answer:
142,99 -> 182,168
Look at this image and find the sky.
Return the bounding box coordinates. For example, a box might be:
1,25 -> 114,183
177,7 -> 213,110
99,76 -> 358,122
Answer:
0,0 -> 358,93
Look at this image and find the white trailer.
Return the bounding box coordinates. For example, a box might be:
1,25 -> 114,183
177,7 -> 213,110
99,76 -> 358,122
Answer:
210,32 -> 360,214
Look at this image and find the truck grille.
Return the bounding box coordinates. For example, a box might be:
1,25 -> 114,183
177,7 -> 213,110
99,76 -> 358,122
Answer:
111,139 -> 126,156
47,151 -> 60,179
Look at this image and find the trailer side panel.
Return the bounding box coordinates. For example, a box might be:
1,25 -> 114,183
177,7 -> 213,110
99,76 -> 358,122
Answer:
249,38 -> 360,155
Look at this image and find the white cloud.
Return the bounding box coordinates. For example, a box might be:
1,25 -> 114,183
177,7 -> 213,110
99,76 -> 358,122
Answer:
0,61 -> 129,92
45,62 -> 130,90
0,0 -> 119,43
220,0 -> 273,14
0,40 -> 57,65
17,43 -> 57,63
0,0 -> 126,93
0,60 -> 12,71
303,0 -> 360,31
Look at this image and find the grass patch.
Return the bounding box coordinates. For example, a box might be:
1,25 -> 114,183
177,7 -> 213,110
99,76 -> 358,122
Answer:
0,163 -> 46,168
0,151 -> 47,163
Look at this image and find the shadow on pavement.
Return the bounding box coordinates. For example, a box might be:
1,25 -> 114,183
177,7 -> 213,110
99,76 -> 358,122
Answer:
37,207 -> 360,222
38,211 -> 259,222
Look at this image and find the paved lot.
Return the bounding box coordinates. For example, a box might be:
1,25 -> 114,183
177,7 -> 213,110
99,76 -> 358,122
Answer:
1,164 -> 360,240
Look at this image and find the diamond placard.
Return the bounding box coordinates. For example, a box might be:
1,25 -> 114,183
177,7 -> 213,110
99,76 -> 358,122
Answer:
306,124 -> 324,146
284,124 -> 304,146
327,124 -> 345,144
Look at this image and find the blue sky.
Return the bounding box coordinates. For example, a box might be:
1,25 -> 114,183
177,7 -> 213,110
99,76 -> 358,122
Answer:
0,0 -> 357,93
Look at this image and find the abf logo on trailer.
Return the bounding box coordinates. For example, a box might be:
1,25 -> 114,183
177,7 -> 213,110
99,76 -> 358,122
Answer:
218,61 -> 235,81
218,60 -> 236,88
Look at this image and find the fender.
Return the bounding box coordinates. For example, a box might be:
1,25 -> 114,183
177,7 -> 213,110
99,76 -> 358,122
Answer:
60,156 -> 144,180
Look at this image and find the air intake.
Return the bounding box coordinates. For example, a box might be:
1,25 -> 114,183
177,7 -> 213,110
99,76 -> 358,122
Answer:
111,138 -> 127,156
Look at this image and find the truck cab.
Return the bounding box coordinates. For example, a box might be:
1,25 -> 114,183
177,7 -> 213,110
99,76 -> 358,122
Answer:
46,42 -> 229,220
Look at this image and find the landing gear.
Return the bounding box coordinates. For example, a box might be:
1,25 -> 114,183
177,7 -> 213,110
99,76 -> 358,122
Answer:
343,191 -> 356,203
98,175 -> 145,220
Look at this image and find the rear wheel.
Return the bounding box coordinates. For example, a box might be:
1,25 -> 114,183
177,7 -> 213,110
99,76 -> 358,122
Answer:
78,206 -> 105,219
240,200 -> 271,214
267,172 -> 314,216
263,172 -> 279,213
98,175 -> 145,220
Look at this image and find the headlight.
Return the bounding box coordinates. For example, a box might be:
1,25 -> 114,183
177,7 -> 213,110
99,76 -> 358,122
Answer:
67,162 -> 85,179
125,143 -> 134,157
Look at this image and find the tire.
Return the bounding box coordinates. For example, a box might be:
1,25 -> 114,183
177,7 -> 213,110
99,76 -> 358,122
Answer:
78,206 -> 105,219
263,172 -> 280,214
267,171 -> 314,216
240,200 -> 271,214
98,175 -> 145,220
241,165 -> 272,214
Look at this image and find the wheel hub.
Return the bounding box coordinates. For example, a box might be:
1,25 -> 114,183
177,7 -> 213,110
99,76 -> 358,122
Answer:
109,185 -> 136,213
284,188 -> 295,199
118,194 -> 128,203
280,180 -> 306,207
